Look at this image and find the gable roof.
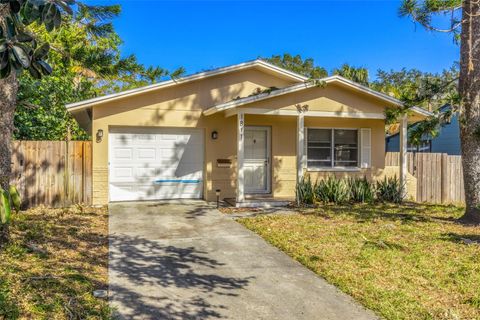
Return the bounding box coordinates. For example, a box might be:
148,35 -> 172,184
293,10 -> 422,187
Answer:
203,75 -> 433,119
65,59 -> 308,111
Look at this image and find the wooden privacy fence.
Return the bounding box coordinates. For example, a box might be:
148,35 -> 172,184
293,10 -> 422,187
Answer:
10,141 -> 92,208
385,152 -> 465,205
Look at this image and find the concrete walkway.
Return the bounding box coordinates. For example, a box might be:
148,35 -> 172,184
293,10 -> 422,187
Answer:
109,201 -> 377,320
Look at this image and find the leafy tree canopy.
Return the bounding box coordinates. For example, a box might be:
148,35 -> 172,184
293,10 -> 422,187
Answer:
372,66 -> 459,135
332,63 -> 369,86
12,4 -> 183,140
263,53 -> 328,79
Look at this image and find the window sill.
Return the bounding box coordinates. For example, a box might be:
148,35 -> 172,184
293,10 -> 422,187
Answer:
306,167 -> 363,172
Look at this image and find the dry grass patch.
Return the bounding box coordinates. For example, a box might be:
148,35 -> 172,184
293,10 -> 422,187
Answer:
238,203 -> 480,320
0,205 -> 110,319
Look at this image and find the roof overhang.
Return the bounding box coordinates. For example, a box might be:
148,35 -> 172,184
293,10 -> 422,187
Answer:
65,59 -> 308,112
406,106 -> 433,122
70,107 -> 92,135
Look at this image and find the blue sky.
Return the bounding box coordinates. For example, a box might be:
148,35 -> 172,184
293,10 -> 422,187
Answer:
100,1 -> 459,79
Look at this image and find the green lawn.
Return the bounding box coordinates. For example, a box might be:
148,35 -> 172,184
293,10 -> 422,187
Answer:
238,203 -> 480,320
0,206 -> 110,320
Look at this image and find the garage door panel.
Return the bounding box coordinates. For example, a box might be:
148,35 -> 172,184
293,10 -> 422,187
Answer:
136,148 -> 156,160
111,167 -> 134,180
134,134 -> 155,143
113,148 -> 133,160
110,183 -> 202,201
109,127 -> 204,201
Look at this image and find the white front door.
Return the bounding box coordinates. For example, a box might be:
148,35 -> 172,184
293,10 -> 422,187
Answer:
244,126 -> 271,194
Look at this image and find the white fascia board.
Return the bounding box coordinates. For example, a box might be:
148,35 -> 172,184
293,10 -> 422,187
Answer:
66,59 -> 308,112
410,106 -> 433,117
225,107 -> 386,119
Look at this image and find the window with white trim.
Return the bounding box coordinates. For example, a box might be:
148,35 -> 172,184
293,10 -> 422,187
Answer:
307,128 -> 359,169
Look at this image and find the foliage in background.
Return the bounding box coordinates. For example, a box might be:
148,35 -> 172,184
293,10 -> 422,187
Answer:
332,63 -> 369,86
373,67 -> 459,112
14,4 -> 183,140
372,67 -> 460,139
263,53 -> 328,79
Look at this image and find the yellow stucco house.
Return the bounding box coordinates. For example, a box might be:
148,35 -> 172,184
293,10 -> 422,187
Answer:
67,59 -> 429,206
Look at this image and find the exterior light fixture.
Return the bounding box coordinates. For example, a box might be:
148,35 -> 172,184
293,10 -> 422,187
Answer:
211,130 -> 218,140
215,189 -> 221,208
96,129 -> 104,142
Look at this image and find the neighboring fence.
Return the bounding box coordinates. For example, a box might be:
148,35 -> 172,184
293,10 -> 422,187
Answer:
10,141 -> 92,208
385,152 -> 465,205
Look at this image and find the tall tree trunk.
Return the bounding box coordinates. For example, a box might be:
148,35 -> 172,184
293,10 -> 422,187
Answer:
459,0 -> 480,224
0,72 -> 16,191
0,8 -> 18,244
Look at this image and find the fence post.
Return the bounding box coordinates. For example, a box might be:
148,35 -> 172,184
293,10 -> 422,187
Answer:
441,153 -> 448,204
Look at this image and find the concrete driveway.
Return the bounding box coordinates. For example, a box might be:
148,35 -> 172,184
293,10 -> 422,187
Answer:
109,201 -> 377,320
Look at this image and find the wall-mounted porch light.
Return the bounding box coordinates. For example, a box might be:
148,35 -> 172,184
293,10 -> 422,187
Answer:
211,130 -> 218,140
96,129 -> 104,143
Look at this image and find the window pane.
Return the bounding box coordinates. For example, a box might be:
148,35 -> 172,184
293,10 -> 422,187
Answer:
308,129 -> 331,142
307,148 -> 331,161
334,150 -> 358,167
334,130 -> 358,167
334,130 -> 357,146
307,129 -> 332,167
308,160 -> 331,168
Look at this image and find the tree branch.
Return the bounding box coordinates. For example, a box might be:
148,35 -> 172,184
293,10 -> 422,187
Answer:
410,10 -> 462,32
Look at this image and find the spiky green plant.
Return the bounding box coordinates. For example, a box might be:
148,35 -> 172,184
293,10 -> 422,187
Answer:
314,176 -> 349,204
296,175 -> 314,206
347,177 -> 375,203
376,176 -> 404,204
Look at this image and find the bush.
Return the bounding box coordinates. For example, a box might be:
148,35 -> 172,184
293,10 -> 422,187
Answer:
347,177 -> 375,203
296,175 -> 314,206
294,174 -> 405,207
314,176 -> 349,204
376,176 -> 404,204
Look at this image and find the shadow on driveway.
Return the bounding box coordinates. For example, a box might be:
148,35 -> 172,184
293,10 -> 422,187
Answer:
109,234 -> 252,319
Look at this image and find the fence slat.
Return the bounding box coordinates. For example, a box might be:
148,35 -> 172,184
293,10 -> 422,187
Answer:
10,141 -> 92,208
385,151 -> 465,205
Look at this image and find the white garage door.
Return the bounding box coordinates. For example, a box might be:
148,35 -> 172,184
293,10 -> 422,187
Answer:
109,127 -> 204,201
